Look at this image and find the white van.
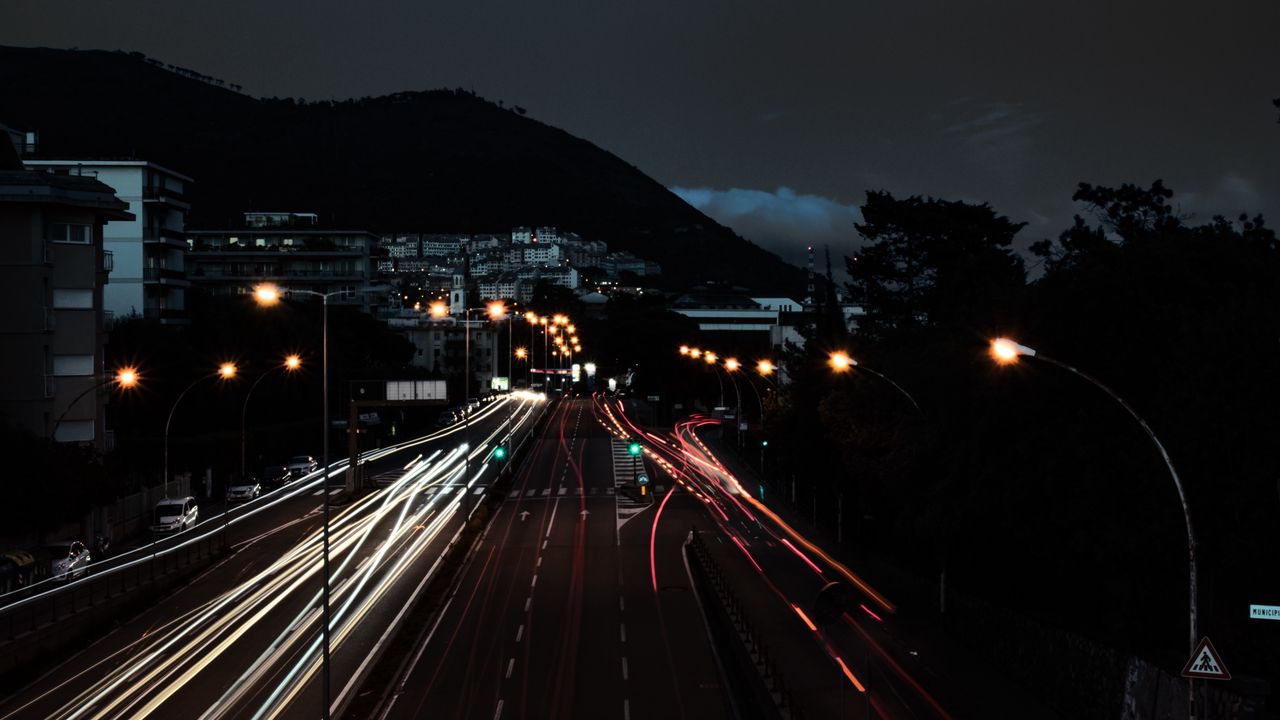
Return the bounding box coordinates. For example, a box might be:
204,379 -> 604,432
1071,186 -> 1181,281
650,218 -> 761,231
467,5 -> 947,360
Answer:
151,496 -> 199,535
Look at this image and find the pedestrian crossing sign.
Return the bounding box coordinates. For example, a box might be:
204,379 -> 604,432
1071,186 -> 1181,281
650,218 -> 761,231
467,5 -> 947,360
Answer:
1181,637 -> 1231,680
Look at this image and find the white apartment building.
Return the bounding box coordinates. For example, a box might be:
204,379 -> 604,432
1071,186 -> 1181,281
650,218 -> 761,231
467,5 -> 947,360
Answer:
422,235 -> 465,257
507,244 -> 565,266
25,160 -> 192,324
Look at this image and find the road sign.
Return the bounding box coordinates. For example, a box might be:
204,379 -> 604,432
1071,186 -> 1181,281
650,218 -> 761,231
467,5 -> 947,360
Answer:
637,473 -> 649,486
1181,637 -> 1231,680
1250,604 -> 1280,620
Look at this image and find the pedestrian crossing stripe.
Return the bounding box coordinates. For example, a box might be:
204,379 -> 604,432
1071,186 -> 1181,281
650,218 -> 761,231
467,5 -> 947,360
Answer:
1181,637 -> 1231,680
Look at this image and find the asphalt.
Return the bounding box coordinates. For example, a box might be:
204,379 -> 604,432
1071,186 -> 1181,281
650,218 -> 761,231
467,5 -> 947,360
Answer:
380,396 -> 730,720
0,397 -> 541,720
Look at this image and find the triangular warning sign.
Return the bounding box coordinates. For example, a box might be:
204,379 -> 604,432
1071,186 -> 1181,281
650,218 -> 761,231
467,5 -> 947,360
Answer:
1181,637 -> 1231,680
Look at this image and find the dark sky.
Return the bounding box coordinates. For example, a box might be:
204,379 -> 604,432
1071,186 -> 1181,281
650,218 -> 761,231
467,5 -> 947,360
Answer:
6,0 -> 1278,272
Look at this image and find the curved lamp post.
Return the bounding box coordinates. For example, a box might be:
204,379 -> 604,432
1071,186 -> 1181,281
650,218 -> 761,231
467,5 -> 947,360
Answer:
990,337 -> 1198,690
240,354 -> 303,480
51,366 -> 140,441
164,362 -> 237,498
828,351 -> 921,413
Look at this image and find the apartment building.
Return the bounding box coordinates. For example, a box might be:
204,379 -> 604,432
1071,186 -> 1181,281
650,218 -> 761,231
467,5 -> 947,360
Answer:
186,213 -> 381,310
25,160 -> 193,324
0,147 -> 133,447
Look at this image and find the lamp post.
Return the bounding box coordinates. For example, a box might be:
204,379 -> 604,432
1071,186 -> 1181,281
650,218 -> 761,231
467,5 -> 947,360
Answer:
51,366 -> 139,441
827,351 -> 921,412
990,337 -> 1198,712
461,301 -> 507,478
164,362 -> 237,498
240,354 -> 302,480
255,282 -> 385,720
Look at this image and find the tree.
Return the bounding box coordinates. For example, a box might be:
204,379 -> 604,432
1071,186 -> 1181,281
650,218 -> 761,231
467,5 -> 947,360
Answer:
845,191 -> 1026,341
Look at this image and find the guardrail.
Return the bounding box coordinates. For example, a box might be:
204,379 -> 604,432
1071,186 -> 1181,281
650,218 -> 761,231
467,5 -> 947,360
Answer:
0,531 -> 225,688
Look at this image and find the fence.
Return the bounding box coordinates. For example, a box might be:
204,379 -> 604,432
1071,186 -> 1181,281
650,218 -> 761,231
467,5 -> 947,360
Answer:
0,528 -> 225,688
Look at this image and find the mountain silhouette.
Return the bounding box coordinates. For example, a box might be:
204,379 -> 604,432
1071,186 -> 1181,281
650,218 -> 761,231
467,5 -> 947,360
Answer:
0,46 -> 803,292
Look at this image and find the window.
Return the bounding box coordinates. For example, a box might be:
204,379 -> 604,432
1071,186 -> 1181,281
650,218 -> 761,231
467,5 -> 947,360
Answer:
54,420 -> 94,443
48,222 -> 91,244
52,289 -> 93,309
52,355 -> 94,376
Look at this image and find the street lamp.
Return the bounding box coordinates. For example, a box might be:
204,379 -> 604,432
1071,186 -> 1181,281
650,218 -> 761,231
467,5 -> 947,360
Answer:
254,281 -> 386,720
164,362 -> 237,499
989,336 -> 1199,690
757,359 -> 776,377
51,366 -> 140,440
240,354 -> 303,480
827,351 -> 921,412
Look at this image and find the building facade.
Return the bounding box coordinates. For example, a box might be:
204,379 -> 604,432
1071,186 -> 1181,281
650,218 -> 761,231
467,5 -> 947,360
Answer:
25,160 -> 192,325
0,163 -> 133,447
186,214 -> 380,310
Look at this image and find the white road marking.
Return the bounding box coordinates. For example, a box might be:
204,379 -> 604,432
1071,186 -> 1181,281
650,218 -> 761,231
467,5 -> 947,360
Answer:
624,698 -> 631,720
516,625 -> 524,642
621,657 -> 629,680
531,574 -> 538,588
524,597 -> 531,612
494,699 -> 504,720
620,624 -> 626,642
505,658 -> 515,679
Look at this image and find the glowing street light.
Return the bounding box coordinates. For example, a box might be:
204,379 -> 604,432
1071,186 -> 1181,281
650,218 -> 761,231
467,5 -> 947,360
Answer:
679,345 -> 690,356
253,284 -> 280,305
829,351 -> 853,372
51,365 -> 141,441
515,347 -> 528,360
704,352 -> 718,364
285,354 -> 302,370
690,348 -> 702,359
757,359 -> 775,376
219,362 -> 238,379
990,337 -> 1035,364
990,335 -> 1199,681
116,367 -> 139,387
487,300 -> 507,319
724,358 -> 740,371
429,301 -> 448,318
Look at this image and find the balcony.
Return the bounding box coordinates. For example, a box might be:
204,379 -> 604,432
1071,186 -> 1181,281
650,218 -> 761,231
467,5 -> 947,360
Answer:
142,185 -> 189,206
143,266 -> 189,283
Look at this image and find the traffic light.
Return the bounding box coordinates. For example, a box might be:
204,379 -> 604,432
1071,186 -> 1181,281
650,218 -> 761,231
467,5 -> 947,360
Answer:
494,445 -> 507,460
628,441 -> 641,456
761,440 -> 769,447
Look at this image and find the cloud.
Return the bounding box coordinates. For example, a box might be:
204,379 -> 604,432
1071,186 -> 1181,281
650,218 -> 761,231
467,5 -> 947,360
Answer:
670,186 -> 863,272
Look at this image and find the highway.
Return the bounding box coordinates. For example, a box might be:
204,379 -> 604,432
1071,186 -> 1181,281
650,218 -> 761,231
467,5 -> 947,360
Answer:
377,395 -> 729,720
0,392 -> 545,720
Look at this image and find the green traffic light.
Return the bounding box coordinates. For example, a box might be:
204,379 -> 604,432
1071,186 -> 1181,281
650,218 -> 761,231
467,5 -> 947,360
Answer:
628,442 -> 641,456
494,446 -> 507,459
761,440 -> 769,447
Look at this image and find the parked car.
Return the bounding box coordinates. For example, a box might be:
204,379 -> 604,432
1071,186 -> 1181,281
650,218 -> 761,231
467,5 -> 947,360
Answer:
0,549 -> 47,592
259,464 -> 294,490
287,455 -> 319,474
151,496 -> 199,535
226,477 -> 261,503
45,540 -> 91,581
